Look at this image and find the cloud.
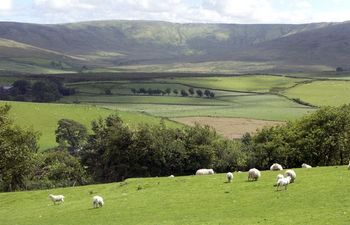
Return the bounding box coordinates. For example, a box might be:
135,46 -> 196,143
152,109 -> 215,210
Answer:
0,0 -> 12,11
0,0 -> 349,24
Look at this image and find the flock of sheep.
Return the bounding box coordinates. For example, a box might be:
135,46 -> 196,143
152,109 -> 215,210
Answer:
195,162 -> 313,191
49,161 -> 350,208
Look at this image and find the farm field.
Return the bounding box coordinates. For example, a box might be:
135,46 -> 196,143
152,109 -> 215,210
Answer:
284,80 -> 350,106
0,101 -> 180,150
1,166 -> 349,225
173,117 -> 284,139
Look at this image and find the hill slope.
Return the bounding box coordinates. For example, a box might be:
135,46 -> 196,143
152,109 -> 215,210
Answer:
0,166 -> 349,225
1,20 -> 348,72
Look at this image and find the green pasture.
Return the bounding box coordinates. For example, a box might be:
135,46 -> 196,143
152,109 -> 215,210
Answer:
284,80 -> 350,106
102,94 -> 314,121
158,75 -> 308,92
1,166 -> 349,225
0,101 -> 180,150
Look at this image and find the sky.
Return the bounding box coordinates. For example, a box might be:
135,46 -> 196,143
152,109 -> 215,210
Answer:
0,0 -> 350,24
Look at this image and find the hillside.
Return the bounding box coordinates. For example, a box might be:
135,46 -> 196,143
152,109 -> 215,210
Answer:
1,20 -> 349,73
1,166 -> 349,225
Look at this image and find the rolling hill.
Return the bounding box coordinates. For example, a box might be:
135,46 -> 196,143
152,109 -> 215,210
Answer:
0,20 -> 349,73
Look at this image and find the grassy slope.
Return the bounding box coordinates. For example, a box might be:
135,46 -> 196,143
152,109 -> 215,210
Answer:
0,101 -> 180,150
284,80 -> 350,106
1,166 -> 349,225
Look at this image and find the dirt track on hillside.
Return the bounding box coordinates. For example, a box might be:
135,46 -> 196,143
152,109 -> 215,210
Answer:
173,117 -> 284,139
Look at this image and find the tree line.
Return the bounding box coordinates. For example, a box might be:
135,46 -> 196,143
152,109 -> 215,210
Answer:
1,104 -> 350,192
131,87 -> 215,98
0,78 -> 75,102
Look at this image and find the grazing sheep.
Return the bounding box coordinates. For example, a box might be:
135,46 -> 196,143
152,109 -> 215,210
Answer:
195,168 -> 215,175
276,174 -> 284,182
270,163 -> 283,171
285,169 -> 296,183
169,175 -> 175,178
276,176 -> 292,191
226,172 -> 233,182
49,194 -> 64,204
302,163 -> 312,169
248,168 -> 261,181
92,196 -> 104,208
348,161 -> 350,170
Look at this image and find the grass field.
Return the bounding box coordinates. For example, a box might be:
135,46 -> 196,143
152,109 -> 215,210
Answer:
158,75 -> 308,92
284,80 -> 350,106
0,101 -> 180,150
1,166 -> 349,225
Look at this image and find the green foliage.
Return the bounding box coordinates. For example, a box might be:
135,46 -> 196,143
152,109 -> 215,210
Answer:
55,119 -> 88,155
0,105 -> 39,191
247,105 -> 350,168
27,149 -> 90,190
32,80 -> 62,102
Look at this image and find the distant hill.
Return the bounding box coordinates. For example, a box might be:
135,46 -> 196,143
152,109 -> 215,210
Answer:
0,20 -> 349,73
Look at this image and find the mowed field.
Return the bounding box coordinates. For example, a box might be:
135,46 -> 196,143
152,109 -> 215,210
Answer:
1,166 -> 349,225
0,101 -> 180,150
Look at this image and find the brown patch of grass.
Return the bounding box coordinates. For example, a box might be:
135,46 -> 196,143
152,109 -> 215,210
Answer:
173,117 -> 285,139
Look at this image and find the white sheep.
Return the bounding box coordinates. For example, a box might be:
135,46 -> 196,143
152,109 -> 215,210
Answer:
276,176 -> 291,191
285,169 -> 296,183
92,195 -> 104,208
49,194 -> 64,204
270,163 -> 283,171
276,174 -> 284,182
169,175 -> 175,178
302,163 -> 312,169
348,161 -> 350,170
195,168 -> 215,175
226,172 -> 233,182
248,168 -> 261,181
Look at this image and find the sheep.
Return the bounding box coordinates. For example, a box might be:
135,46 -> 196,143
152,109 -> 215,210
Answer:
302,163 -> 312,169
49,194 -> 64,205
248,168 -> 261,181
270,163 -> 283,171
169,175 -> 175,178
348,161 -> 350,170
195,168 -> 215,175
285,169 -> 296,183
276,174 -> 284,182
92,196 -> 104,208
276,176 -> 292,191
226,172 -> 233,183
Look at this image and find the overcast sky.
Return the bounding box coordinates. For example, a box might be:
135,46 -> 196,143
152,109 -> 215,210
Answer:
0,0 -> 349,24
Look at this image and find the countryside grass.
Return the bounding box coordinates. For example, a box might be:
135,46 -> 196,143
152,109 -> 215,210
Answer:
1,166 -> 349,225
284,80 -> 350,106
0,101 -> 180,150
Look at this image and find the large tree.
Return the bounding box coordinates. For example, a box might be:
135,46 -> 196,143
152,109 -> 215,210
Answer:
0,105 -> 39,191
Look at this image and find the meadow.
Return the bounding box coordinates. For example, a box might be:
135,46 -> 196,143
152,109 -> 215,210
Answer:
0,101 -> 180,150
1,166 -> 349,225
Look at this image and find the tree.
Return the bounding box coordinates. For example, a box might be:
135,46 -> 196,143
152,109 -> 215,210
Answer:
196,89 -> 203,97
181,89 -> 189,97
131,88 -> 137,95
165,88 -> 171,95
209,92 -> 215,98
105,89 -> 112,95
204,89 -> 211,98
188,88 -> 194,96
55,119 -> 88,155
336,67 -> 344,72
173,89 -> 179,95
0,105 -> 39,191
32,81 -> 61,102
11,80 -> 31,95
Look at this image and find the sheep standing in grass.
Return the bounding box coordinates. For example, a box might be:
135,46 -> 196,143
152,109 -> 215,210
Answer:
169,175 -> 175,178
348,161 -> 350,170
270,163 -> 283,171
302,163 -> 312,169
196,168 -> 215,175
248,168 -> 261,181
285,169 -> 296,183
226,172 -> 233,182
49,194 -> 64,205
92,196 -> 104,208
276,174 -> 284,182
276,176 -> 291,191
